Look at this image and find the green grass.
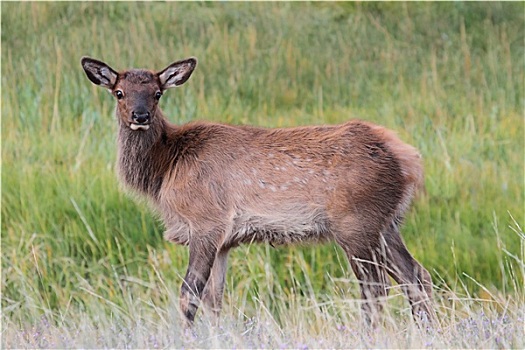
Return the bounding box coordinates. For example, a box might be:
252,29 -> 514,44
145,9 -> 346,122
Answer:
2,2 -> 524,348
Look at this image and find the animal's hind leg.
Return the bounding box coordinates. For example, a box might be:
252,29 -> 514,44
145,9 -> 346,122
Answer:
338,240 -> 391,327
383,222 -> 436,323
351,257 -> 391,327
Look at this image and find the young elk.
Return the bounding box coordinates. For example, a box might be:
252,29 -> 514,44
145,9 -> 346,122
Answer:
81,56 -> 435,327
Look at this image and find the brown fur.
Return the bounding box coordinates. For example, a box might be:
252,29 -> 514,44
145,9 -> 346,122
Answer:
81,56 -> 435,327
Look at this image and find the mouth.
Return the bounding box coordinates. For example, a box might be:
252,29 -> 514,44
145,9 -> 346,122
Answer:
129,123 -> 150,131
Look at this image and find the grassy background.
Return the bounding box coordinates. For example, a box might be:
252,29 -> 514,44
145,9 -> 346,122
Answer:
2,2 -> 524,347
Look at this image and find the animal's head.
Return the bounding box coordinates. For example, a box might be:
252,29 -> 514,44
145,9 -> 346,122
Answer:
81,57 -> 197,131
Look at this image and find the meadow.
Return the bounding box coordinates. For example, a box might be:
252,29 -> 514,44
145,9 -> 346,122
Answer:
1,2 -> 524,348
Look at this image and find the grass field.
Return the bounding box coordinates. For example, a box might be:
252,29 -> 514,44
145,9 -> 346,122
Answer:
2,2 -> 524,348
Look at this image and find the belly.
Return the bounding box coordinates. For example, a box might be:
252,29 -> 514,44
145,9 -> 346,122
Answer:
225,205 -> 332,247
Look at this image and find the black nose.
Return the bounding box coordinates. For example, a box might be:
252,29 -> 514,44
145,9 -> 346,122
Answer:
132,111 -> 150,124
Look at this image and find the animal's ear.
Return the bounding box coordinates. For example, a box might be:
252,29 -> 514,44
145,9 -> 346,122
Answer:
157,57 -> 197,89
81,57 -> 118,89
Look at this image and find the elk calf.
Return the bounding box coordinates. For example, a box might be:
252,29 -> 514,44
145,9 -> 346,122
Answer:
81,56 -> 434,326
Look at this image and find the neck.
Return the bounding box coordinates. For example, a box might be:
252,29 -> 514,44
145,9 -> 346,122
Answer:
117,112 -> 173,198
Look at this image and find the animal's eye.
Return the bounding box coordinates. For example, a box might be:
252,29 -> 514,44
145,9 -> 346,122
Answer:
115,90 -> 124,100
155,91 -> 162,100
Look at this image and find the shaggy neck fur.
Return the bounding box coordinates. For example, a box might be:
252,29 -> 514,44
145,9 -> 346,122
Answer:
117,109 -> 175,198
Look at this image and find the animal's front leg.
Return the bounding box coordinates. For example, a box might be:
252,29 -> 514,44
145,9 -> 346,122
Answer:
180,239 -> 217,325
201,248 -> 230,324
